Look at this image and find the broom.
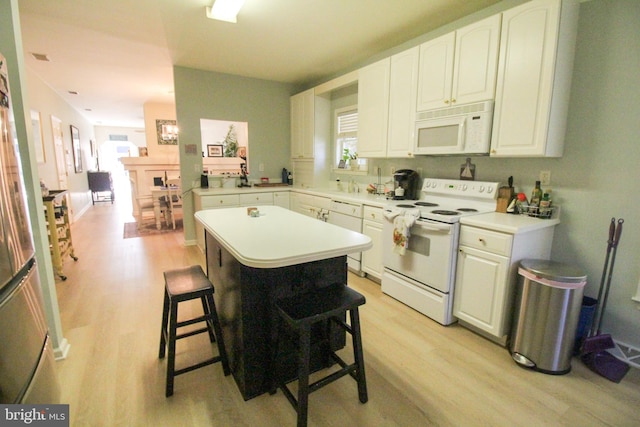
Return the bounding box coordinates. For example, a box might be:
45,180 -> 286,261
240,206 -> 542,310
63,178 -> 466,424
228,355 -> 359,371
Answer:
580,218 -> 617,354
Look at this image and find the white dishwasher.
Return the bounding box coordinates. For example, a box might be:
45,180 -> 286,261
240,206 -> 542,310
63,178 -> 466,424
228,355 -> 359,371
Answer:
328,200 -> 364,275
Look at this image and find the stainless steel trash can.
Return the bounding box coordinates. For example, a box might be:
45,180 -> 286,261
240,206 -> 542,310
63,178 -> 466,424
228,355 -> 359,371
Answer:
510,259 -> 587,374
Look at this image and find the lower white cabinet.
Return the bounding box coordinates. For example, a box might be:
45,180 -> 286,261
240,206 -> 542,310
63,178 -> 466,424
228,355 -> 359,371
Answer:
361,206 -> 384,280
194,194 -> 240,252
453,224 -> 554,346
273,191 -> 290,209
290,192 -> 330,220
239,192 -> 274,206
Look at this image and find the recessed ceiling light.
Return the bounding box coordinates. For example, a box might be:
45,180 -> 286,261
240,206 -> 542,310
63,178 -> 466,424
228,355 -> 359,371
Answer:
31,52 -> 50,62
85,108 -> 92,111
68,91 -> 78,95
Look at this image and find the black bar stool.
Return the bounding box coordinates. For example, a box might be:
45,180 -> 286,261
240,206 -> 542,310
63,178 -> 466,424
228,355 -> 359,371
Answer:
158,265 -> 230,397
273,283 -> 368,427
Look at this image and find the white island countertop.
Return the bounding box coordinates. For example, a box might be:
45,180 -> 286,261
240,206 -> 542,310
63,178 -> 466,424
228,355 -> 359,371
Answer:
195,205 -> 372,269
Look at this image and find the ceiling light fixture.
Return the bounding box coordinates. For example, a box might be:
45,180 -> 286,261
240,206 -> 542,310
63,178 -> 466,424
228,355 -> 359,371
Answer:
206,0 -> 245,23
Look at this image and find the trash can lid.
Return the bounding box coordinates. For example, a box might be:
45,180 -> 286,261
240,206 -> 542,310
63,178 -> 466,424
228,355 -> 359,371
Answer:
520,259 -> 587,283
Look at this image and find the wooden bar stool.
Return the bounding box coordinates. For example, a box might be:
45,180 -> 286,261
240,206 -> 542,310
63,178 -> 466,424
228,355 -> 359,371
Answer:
273,283 -> 368,427
158,265 -> 230,397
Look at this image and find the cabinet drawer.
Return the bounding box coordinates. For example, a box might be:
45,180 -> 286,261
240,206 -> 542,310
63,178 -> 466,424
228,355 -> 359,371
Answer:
363,206 -> 384,224
201,194 -> 240,209
459,226 -> 512,256
330,200 -> 362,217
240,192 -> 274,206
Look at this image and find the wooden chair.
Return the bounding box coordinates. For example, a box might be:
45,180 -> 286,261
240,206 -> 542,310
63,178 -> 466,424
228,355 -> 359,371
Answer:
164,178 -> 183,229
130,178 -> 155,227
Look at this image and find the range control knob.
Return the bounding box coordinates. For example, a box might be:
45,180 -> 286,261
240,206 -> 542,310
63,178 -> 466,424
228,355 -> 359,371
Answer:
478,185 -> 485,193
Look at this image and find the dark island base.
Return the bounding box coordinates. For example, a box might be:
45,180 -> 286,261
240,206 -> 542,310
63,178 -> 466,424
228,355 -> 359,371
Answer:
205,232 -> 348,400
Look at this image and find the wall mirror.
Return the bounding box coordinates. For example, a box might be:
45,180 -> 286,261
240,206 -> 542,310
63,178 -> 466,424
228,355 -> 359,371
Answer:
200,119 -> 249,175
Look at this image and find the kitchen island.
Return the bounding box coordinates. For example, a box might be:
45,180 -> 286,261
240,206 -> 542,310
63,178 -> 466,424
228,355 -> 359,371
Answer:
195,205 -> 372,400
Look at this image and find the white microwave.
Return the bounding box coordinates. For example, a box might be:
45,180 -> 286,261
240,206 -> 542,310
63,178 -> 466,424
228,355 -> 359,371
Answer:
414,100 -> 494,155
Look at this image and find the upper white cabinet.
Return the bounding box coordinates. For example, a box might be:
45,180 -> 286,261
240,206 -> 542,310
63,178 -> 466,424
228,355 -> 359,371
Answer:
358,47 -> 419,159
291,88 -> 315,159
357,58 -> 390,158
490,0 -> 579,157
417,15 -> 501,112
387,47 -> 419,158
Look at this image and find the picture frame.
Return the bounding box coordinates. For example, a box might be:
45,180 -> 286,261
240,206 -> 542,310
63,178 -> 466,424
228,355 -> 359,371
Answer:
70,125 -> 83,173
207,144 -> 223,157
156,119 -> 178,145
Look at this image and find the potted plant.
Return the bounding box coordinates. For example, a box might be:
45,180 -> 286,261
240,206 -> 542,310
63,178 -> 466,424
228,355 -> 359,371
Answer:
342,148 -> 358,170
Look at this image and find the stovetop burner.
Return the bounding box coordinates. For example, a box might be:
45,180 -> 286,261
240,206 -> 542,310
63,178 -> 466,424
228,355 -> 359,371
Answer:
431,210 -> 461,216
396,204 -> 416,208
457,208 -> 478,212
415,202 -> 439,207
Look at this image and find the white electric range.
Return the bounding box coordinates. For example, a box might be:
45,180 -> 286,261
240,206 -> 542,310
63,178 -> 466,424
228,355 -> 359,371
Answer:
382,178 -> 499,325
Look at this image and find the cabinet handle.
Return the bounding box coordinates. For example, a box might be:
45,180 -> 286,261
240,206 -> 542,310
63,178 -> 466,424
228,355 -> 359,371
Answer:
478,238 -> 485,243
451,98 -> 456,104
444,100 -> 450,104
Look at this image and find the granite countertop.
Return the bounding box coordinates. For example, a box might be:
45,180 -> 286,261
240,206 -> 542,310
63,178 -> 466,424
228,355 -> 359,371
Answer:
195,205 -> 372,269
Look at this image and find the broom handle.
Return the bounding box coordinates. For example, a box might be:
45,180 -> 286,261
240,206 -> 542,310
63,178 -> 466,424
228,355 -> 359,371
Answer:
596,219 -> 623,336
591,218 -> 616,336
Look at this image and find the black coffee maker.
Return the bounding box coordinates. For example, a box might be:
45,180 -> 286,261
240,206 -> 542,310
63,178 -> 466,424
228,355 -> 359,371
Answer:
393,169 -> 420,200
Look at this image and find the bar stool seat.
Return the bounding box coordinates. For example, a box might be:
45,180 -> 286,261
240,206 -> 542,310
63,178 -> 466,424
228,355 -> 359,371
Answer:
159,265 -> 230,397
273,283 -> 368,427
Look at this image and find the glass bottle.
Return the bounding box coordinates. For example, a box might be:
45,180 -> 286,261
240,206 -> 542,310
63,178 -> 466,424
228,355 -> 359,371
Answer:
529,180 -> 543,215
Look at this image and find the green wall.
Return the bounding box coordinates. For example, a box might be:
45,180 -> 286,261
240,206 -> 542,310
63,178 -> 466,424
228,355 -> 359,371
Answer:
173,1 -> 640,352
173,66 -> 294,241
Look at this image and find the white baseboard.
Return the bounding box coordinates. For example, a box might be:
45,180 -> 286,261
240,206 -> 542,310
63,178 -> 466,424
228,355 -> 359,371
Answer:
610,340 -> 640,369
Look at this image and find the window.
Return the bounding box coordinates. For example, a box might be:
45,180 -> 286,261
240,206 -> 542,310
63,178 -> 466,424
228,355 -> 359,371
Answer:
334,106 -> 366,171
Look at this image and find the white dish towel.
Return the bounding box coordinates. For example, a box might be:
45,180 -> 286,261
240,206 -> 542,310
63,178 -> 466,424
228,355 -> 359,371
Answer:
383,208 -> 421,255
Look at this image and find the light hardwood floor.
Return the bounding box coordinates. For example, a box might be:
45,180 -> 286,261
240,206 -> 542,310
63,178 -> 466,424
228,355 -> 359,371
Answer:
54,193 -> 640,426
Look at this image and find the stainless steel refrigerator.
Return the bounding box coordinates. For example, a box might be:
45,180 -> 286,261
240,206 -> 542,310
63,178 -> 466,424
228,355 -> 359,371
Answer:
0,53 -> 60,403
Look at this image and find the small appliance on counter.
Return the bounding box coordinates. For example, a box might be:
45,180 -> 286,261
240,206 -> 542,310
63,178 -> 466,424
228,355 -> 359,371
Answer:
392,169 -> 420,200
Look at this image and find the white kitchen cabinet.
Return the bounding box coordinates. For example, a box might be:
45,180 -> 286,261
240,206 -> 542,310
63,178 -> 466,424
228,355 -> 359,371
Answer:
194,193 -> 240,251
273,191 -> 290,209
290,88 -> 315,159
417,14 -> 501,112
453,222 -> 555,346
386,47 -> 419,158
490,0 -> 579,157
239,192 -> 274,206
361,206 -> 384,280
357,58 -> 390,158
290,192 -> 330,221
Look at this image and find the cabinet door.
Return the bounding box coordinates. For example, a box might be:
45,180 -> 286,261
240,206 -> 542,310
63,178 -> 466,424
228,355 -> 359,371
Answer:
290,89 -> 315,159
416,32 -> 455,111
453,246 -> 509,337
361,219 -> 383,280
490,0 -> 563,157
387,47 -> 419,158
357,58 -> 390,158
273,191 -> 290,209
452,14 -> 501,106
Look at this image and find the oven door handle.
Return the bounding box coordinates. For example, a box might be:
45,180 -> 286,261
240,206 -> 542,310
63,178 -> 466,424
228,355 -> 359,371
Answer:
415,220 -> 452,232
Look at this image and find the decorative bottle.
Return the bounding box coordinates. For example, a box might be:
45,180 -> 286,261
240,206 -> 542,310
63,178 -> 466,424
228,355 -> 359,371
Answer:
529,181 -> 543,215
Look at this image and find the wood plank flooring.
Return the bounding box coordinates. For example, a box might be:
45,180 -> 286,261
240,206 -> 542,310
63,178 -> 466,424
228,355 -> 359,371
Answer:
54,194 -> 640,426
